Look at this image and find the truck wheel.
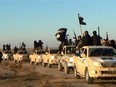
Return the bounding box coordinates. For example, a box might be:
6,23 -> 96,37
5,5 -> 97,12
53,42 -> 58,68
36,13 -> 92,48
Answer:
14,60 -> 17,63
30,61 -> 33,65
85,69 -> 94,84
27,58 -> 30,63
35,62 -> 38,65
42,62 -> 46,67
48,63 -> 52,68
39,62 -> 42,66
35,59 -> 38,65
74,67 -> 80,78
58,63 -> 63,71
64,66 -> 70,74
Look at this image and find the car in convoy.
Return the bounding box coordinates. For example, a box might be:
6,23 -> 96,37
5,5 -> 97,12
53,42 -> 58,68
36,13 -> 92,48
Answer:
13,50 -> 29,62
29,50 -> 45,65
73,46 -> 116,84
42,49 -> 59,68
58,45 -> 76,74
2,50 -> 13,60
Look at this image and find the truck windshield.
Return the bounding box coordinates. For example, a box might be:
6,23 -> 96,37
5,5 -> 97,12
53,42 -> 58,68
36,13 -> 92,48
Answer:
37,50 -> 45,54
89,48 -> 116,57
65,47 -> 76,54
50,49 -> 58,54
4,51 -> 12,54
19,51 -> 28,54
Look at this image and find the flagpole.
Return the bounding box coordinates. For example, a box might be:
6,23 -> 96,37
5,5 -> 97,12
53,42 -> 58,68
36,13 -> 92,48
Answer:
80,24 -> 83,36
98,26 -> 100,36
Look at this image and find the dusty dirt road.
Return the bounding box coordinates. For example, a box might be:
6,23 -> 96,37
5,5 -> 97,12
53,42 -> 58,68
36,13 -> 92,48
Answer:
0,61 -> 116,87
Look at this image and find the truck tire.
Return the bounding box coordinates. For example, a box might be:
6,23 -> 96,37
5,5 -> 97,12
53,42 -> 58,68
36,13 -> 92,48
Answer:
74,67 -> 80,78
35,59 -> 38,65
64,66 -> 70,74
58,63 -> 63,71
35,62 -> 38,65
42,62 -> 46,67
30,61 -> 33,65
48,63 -> 52,68
14,60 -> 17,63
85,69 -> 94,84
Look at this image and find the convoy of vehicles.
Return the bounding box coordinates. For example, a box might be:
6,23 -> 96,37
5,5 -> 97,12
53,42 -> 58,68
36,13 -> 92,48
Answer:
1,45 -> 116,84
73,46 -> 116,84
58,45 -> 76,74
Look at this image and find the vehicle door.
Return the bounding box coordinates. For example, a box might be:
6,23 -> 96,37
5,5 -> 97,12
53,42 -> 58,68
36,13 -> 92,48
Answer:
77,48 -> 87,75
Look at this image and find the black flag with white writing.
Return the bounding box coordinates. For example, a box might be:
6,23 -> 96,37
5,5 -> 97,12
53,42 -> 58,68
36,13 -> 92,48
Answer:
55,28 -> 67,42
78,14 -> 86,25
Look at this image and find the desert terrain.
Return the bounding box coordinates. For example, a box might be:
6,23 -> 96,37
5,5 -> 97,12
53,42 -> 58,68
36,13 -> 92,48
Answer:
0,60 -> 116,87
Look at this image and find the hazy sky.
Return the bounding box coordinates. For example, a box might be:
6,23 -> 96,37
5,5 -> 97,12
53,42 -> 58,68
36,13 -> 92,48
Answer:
0,0 -> 116,49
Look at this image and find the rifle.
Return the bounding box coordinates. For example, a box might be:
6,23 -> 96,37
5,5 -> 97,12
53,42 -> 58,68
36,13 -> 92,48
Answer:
73,30 -> 78,43
98,27 -> 100,36
106,32 -> 109,41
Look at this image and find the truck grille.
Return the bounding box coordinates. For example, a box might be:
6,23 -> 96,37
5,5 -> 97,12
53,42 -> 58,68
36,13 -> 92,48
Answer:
101,70 -> 116,74
101,62 -> 116,67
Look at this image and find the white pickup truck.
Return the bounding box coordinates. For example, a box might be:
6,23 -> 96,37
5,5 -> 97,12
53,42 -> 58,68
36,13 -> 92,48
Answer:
2,50 -> 13,60
13,50 -> 29,62
29,50 -> 45,65
58,45 -> 76,74
42,49 -> 59,68
73,46 -> 116,84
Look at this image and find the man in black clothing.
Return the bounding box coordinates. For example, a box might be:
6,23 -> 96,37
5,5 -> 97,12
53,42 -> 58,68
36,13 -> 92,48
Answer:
38,40 -> 44,50
78,31 -> 92,50
110,40 -> 116,49
3,44 -> 5,51
14,46 -> 18,54
92,31 -> 102,45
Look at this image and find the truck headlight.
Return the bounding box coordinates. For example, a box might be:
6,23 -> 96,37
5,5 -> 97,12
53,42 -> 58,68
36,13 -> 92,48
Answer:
20,56 -> 23,58
5,55 -> 8,57
93,62 -> 101,67
69,57 -> 73,62
38,56 -> 41,58
51,56 -> 55,59
4,55 -> 8,59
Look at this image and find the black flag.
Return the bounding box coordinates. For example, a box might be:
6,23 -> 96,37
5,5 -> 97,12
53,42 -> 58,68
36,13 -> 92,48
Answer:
55,28 -> 67,42
78,14 -> 86,25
